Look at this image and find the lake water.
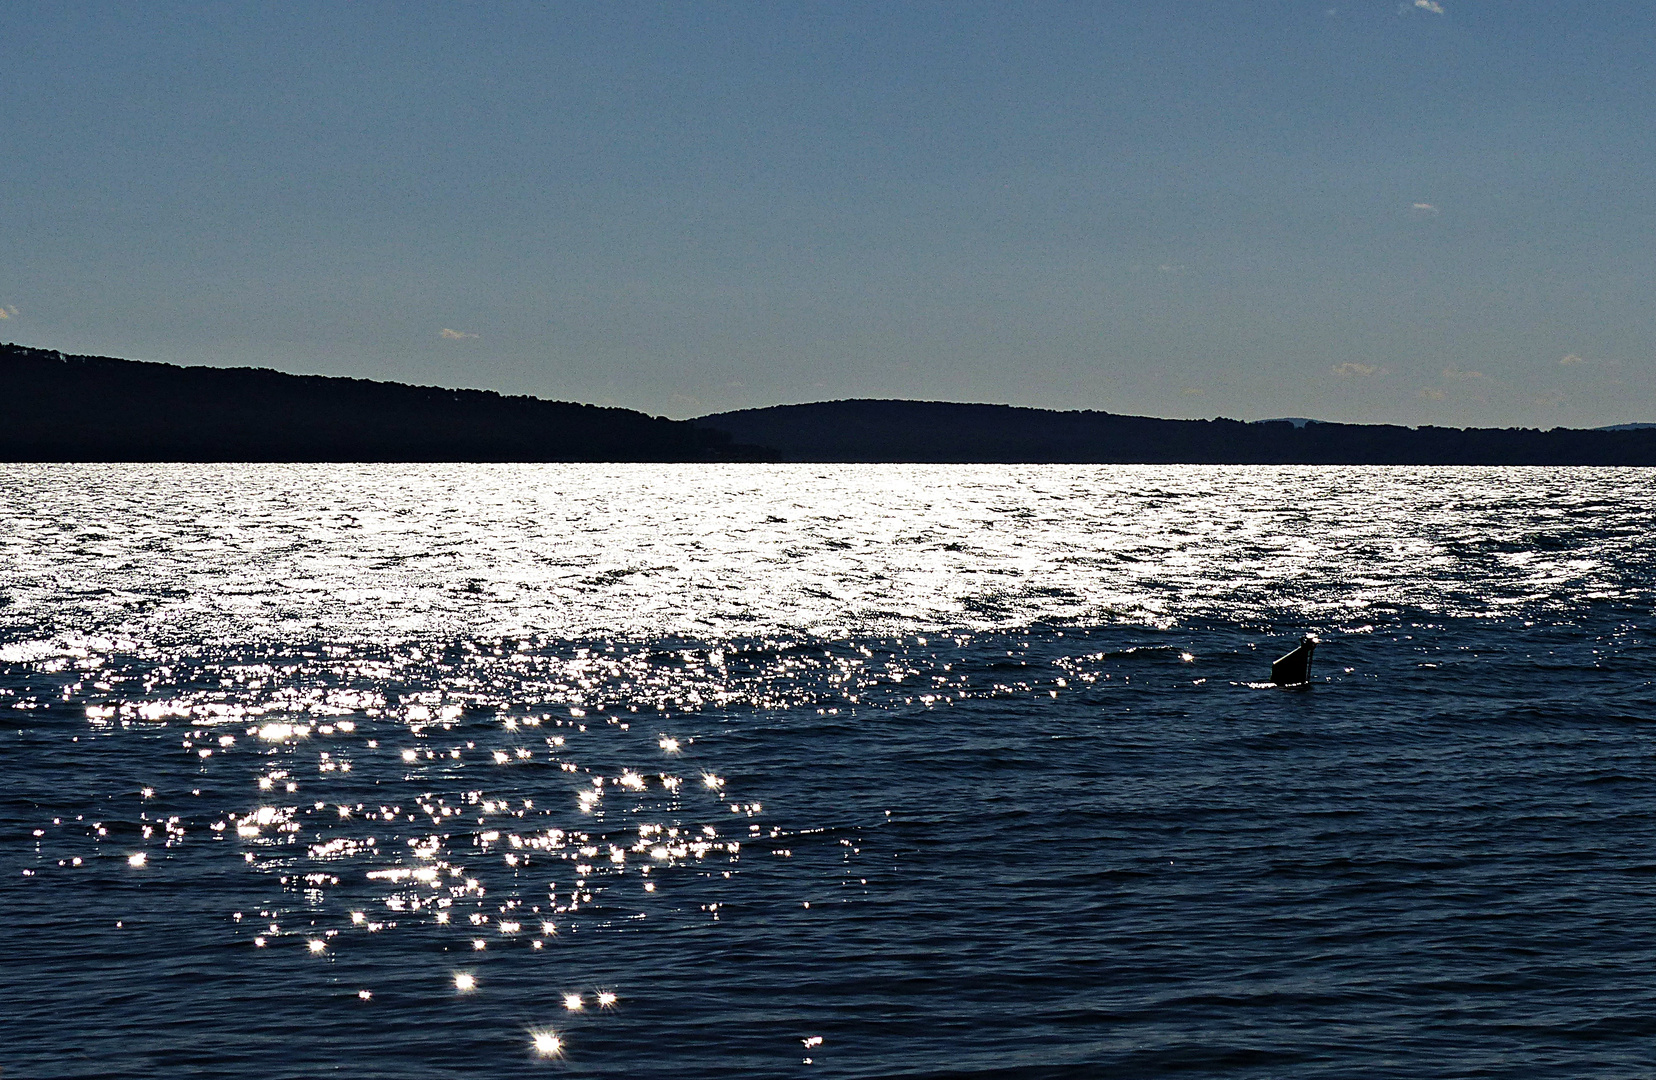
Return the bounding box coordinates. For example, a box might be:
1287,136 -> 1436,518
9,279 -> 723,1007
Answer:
3,464 -> 1655,1078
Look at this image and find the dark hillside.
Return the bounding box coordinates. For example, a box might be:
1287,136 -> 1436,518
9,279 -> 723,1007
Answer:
696,399 -> 1656,465
1,343 -> 767,462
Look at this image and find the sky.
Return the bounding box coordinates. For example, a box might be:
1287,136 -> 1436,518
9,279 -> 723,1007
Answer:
2,1 -> 1653,427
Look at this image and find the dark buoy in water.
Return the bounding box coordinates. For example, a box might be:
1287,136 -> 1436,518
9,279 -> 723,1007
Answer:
1271,636 -> 1316,686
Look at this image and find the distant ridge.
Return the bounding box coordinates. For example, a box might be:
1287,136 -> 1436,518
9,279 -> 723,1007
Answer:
7,344 -> 1650,465
695,399 -> 1656,465
1,343 -> 768,462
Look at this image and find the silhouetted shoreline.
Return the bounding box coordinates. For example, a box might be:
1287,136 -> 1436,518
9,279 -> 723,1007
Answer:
6,343 -> 1653,464
697,400 -> 1656,465
1,344 -> 768,463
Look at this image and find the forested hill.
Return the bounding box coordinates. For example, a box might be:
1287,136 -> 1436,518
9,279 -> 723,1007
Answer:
696,399 -> 1656,465
1,343 -> 767,462
9,344 -> 1650,465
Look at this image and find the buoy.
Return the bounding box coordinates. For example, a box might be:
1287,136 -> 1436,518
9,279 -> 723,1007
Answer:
1271,636 -> 1316,686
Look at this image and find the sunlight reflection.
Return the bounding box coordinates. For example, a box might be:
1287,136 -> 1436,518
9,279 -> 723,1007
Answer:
15,463 -> 1655,1079
20,612 -> 805,1070
256,722 -> 308,741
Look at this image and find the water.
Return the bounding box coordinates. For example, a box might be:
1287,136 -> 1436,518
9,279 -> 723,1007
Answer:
2,464 -> 1654,1078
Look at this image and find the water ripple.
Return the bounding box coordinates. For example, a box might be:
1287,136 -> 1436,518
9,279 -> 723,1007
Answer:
2,465 -> 1654,1077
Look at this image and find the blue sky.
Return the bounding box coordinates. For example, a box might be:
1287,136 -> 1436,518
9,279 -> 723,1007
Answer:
3,1 -> 1651,425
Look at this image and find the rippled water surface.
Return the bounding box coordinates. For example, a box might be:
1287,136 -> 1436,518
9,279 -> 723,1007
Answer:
3,464 -> 1655,1078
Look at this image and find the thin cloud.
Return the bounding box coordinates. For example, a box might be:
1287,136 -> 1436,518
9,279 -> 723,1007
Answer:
1414,0 -> 1444,13
439,328 -> 478,340
1180,386 -> 1205,396
0,305 -> 14,319
1410,202 -> 1439,216
1441,367 -> 1483,379
1332,362 -> 1378,377
1418,387 -> 1446,401
1534,390 -> 1566,407
1559,353 -> 1587,365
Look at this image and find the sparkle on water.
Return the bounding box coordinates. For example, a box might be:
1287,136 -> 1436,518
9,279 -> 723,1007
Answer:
3,464 -> 1651,644
3,465 -> 1655,1077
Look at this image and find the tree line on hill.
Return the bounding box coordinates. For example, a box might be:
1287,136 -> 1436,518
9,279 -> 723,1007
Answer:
5,343 -> 1653,464
1,343 -> 765,462
695,399 -> 1656,465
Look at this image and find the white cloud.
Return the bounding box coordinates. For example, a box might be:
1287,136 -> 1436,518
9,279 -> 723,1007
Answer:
1411,202 -> 1439,215
1441,367 -> 1483,379
1332,362 -> 1378,377
439,328 -> 478,340
1414,0 -> 1444,13
1559,353 -> 1587,365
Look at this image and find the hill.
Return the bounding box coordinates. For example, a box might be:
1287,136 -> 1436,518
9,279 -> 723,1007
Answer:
1,343 -> 766,462
695,399 -> 1656,465
8,346 -> 1649,465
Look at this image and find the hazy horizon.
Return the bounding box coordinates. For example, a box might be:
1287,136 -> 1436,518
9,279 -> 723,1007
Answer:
4,2 -> 1653,427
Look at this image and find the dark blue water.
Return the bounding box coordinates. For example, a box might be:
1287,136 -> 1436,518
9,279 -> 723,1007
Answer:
3,466 -> 1655,1076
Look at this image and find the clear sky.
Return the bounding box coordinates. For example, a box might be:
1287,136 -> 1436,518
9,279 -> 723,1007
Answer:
3,1 -> 1651,426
